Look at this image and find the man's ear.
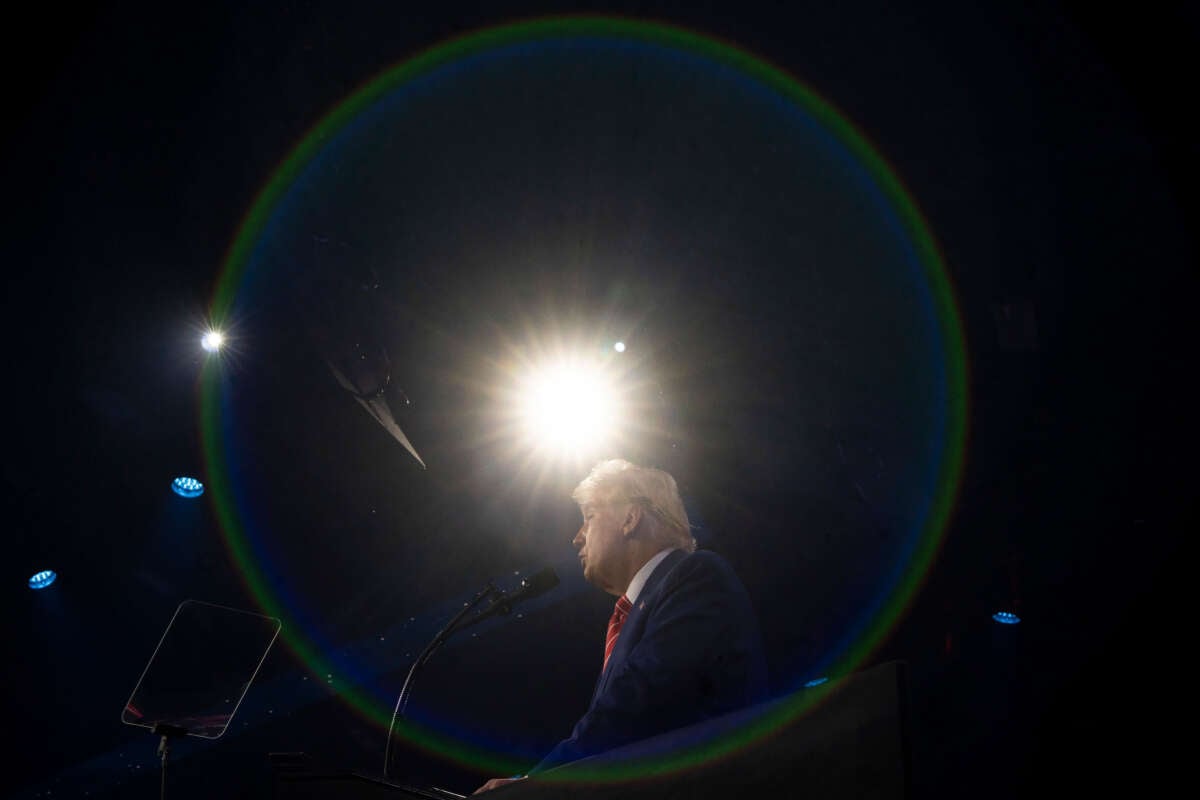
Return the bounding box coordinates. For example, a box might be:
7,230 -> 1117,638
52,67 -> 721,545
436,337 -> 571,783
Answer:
621,504 -> 644,537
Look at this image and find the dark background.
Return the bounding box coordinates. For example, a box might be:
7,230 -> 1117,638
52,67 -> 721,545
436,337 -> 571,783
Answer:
3,1 -> 1195,797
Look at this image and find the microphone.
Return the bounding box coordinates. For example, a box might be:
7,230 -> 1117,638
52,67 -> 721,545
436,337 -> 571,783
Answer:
440,567 -> 560,640
489,567 -> 560,616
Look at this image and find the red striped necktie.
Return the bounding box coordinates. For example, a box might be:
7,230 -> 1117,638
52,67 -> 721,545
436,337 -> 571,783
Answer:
603,594 -> 633,672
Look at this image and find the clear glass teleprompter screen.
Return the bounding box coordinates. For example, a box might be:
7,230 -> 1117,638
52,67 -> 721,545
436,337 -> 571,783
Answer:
122,600 -> 281,739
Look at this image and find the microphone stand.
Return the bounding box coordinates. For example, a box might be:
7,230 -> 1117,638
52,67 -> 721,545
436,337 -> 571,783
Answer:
383,582 -> 501,779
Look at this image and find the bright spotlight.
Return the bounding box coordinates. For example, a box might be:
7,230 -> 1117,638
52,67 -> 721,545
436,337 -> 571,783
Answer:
201,330 -> 225,352
519,361 -> 619,454
613,341 -> 626,353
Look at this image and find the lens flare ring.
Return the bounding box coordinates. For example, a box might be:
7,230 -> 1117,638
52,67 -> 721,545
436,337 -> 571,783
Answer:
201,16 -> 968,779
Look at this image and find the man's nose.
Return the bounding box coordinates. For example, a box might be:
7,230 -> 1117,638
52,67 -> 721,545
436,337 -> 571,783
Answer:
572,526 -> 584,547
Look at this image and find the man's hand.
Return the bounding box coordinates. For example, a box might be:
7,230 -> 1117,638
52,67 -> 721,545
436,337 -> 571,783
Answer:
473,776 -> 526,794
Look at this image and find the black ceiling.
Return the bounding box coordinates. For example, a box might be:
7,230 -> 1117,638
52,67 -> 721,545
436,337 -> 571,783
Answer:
3,2 -> 1195,797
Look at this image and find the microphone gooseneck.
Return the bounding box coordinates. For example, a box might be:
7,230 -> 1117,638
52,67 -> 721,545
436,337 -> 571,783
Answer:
382,567 -> 559,779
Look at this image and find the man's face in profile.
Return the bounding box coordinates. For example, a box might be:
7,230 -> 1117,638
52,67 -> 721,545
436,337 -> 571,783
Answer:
573,500 -> 626,595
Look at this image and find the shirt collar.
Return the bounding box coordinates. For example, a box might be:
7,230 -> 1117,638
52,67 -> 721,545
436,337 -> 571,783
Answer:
625,548 -> 676,604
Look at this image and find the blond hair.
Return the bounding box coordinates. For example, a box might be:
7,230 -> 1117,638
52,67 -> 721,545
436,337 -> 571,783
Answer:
572,459 -> 696,553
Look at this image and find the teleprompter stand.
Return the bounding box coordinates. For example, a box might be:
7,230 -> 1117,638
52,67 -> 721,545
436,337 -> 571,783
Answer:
121,599 -> 281,798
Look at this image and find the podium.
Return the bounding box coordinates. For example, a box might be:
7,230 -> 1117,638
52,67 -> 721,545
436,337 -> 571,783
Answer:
269,756 -> 465,800
501,659 -> 911,799
272,660 -> 910,799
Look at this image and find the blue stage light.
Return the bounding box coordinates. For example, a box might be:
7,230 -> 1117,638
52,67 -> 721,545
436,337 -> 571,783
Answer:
803,677 -> 828,687
29,570 -> 57,590
172,477 -> 205,498
992,611 -> 1021,625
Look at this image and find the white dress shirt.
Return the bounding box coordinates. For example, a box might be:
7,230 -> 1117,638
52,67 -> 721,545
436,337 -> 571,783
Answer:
625,548 -> 677,604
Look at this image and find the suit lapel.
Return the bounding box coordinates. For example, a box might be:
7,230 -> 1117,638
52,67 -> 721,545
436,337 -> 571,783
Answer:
590,549 -> 688,702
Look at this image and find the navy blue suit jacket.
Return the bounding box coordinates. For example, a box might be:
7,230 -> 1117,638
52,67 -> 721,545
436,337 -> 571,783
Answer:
530,549 -> 767,773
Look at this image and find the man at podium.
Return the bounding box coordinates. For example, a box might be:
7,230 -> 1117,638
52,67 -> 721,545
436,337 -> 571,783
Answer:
475,459 -> 767,793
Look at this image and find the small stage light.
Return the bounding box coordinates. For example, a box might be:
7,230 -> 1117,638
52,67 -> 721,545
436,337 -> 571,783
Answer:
613,341 -> 626,353
29,570 -> 57,590
992,611 -> 1021,625
172,476 -> 205,498
202,331 -> 225,352
803,677 -> 829,687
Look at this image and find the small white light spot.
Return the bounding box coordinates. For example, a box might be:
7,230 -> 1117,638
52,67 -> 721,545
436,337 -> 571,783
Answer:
613,341 -> 626,352
201,330 -> 225,352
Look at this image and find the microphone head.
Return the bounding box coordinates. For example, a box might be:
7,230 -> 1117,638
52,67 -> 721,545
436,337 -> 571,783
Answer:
519,567 -> 560,598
